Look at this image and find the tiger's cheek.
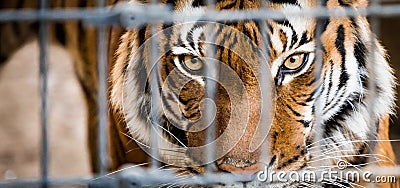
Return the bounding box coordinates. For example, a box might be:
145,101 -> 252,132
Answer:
269,70 -> 316,170
269,103 -> 309,170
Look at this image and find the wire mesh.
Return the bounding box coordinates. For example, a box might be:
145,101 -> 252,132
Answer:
0,1 -> 400,187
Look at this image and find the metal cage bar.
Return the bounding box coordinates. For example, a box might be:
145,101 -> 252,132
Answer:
2,4 -> 400,23
312,0 -> 327,174
39,0 -> 49,187
204,0 -> 218,174
96,0 -> 110,175
366,2 -> 381,187
149,0 -> 162,171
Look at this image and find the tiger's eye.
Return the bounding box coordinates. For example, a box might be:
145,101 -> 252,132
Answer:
182,56 -> 203,71
283,54 -> 304,70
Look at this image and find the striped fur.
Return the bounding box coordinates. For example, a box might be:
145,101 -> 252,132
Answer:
110,0 -> 397,187
1,0 -> 396,187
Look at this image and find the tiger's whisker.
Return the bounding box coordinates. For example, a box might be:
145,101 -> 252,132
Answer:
120,131 -> 187,153
150,119 -> 188,148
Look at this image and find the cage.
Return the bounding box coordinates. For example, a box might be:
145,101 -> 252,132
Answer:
1,0 -> 400,187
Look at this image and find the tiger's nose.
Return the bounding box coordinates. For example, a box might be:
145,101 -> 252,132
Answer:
218,158 -> 261,181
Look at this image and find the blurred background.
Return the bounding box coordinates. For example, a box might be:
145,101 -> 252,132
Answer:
0,0 -> 400,181
0,41 -> 91,179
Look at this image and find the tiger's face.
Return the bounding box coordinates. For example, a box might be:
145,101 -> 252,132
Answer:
111,0 -> 395,186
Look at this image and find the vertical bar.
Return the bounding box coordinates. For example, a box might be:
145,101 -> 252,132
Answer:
39,0 -> 49,187
204,0 -> 217,174
313,1 -> 326,173
366,1 -> 380,187
97,0 -> 109,175
149,24 -> 161,170
204,46 -> 217,173
257,19 -> 272,173
368,0 -> 380,128
149,0 -> 161,170
255,0 -> 272,173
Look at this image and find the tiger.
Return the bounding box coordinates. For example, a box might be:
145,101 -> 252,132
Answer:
109,0 -> 398,187
0,0 -> 397,187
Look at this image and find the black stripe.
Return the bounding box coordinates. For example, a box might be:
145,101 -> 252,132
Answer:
286,103 -> 301,117
275,19 -> 298,49
165,0 -> 177,7
323,91 -> 345,115
168,121 -> 188,146
242,24 -> 255,42
324,60 -> 334,106
298,31 -> 311,46
267,22 -> 274,35
323,120 -> 341,137
289,30 -> 298,49
137,26 -> 147,46
239,0 -> 244,9
186,22 -> 206,50
318,69 -> 327,102
306,76 -> 316,86
338,0 -> 351,6
297,120 -> 310,127
220,1 -> 237,9
354,39 -> 367,70
305,89 -> 317,102
192,0 -> 206,7
354,39 -> 368,90
324,93 -> 362,128
335,25 -> 349,90
276,19 -> 292,28
251,22 -> 260,46
268,0 -> 299,6
290,95 -> 307,106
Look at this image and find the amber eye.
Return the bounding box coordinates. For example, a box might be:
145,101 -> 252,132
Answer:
283,53 -> 306,70
180,55 -> 204,72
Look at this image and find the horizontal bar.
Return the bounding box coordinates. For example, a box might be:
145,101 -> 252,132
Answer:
0,177 -> 92,188
1,4 -> 400,25
0,8 -> 120,25
118,3 -> 400,27
1,165 -> 400,187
